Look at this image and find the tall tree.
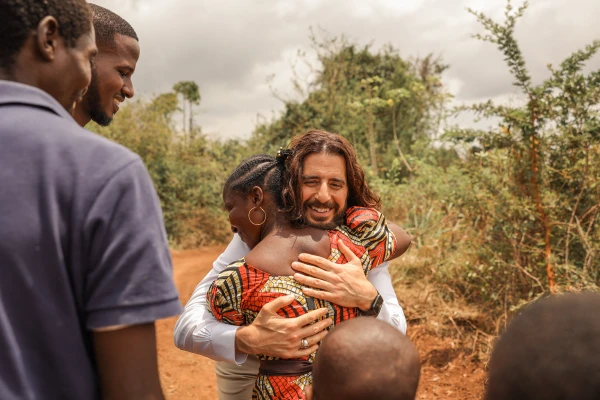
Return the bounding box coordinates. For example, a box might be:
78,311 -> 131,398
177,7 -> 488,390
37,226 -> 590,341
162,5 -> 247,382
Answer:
448,0 -> 600,292
249,34 -> 448,179
173,81 -> 201,134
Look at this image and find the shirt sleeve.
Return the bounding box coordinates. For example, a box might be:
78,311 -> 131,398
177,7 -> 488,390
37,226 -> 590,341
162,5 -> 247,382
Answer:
346,206 -> 397,269
83,158 -> 182,329
173,234 -> 251,364
368,262 -> 407,334
206,263 -> 246,326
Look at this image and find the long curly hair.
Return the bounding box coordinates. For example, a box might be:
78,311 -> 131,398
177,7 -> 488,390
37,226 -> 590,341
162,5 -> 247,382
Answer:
281,129 -> 380,225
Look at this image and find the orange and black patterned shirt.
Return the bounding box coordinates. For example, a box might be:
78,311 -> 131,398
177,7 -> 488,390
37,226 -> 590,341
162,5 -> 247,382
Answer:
207,207 -> 397,400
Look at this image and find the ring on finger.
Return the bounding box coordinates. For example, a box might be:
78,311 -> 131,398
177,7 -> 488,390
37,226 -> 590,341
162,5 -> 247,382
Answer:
300,338 -> 309,349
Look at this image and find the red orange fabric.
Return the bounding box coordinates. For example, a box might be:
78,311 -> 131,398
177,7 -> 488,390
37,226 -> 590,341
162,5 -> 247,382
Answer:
207,207 -> 397,399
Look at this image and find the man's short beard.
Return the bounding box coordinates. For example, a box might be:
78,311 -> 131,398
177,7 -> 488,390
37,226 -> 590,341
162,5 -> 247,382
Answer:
301,203 -> 346,230
86,70 -> 113,127
307,215 -> 344,230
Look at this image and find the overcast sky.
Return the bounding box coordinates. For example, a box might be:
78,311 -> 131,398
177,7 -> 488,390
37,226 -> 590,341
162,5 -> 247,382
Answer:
93,0 -> 600,140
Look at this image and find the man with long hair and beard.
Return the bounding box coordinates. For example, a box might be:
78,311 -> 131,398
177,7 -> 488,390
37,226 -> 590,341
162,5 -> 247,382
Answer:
175,130 -> 412,399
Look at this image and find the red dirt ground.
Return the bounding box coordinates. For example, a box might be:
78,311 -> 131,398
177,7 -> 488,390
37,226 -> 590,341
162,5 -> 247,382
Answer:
157,247 -> 486,399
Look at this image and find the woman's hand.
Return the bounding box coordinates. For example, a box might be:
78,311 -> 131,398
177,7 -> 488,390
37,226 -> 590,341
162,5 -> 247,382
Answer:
291,240 -> 377,311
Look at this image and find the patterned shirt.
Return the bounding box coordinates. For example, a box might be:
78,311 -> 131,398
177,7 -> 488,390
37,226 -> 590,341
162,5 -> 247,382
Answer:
207,206 -> 396,399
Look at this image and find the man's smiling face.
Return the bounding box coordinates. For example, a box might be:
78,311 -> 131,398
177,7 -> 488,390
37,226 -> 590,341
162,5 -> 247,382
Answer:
83,33 -> 139,126
300,152 -> 348,229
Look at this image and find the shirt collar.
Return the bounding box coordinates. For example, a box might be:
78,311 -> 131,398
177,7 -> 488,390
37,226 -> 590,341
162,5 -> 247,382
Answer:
0,80 -> 73,120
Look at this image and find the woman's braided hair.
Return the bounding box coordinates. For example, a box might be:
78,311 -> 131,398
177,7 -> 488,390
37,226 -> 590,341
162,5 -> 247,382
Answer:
223,153 -> 289,209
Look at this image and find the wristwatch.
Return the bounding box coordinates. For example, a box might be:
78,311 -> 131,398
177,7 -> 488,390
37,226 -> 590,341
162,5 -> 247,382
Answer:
358,292 -> 383,317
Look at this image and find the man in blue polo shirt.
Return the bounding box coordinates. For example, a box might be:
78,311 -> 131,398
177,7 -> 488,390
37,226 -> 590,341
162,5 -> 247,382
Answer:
0,1 -> 182,399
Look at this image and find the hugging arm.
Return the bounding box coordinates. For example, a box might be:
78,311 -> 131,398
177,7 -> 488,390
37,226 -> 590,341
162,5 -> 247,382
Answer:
388,221 -> 412,260
174,234 -> 250,363
175,239 -> 404,362
174,214 -> 410,362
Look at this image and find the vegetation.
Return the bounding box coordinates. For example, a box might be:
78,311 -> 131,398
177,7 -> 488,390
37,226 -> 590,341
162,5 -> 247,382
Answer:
88,92 -> 243,248
442,1 -> 600,314
90,1 -> 599,333
248,30 -> 451,182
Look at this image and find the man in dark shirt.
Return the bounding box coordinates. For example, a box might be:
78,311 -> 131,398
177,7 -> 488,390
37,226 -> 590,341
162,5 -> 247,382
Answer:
0,1 -> 182,399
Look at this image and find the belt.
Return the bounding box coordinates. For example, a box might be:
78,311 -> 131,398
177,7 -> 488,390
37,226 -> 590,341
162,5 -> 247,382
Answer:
258,360 -> 312,376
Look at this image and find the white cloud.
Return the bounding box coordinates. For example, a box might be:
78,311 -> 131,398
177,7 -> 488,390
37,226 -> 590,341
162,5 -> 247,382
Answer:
92,0 -> 600,139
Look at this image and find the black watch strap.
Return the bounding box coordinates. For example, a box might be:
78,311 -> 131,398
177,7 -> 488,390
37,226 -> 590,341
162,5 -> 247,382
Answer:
358,292 -> 383,317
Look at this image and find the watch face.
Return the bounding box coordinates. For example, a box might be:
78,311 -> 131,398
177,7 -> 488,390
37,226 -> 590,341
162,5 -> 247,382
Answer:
360,293 -> 383,317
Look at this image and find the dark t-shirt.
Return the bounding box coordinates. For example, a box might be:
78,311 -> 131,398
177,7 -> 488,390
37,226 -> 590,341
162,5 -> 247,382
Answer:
0,81 -> 183,399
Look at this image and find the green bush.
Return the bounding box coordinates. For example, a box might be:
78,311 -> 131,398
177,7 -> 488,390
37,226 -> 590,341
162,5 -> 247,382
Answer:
88,94 -> 249,248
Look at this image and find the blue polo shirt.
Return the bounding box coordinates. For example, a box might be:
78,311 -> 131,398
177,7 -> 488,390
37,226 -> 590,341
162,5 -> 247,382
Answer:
0,81 -> 183,399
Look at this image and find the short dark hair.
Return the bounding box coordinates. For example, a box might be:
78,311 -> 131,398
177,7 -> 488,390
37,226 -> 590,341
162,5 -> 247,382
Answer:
0,0 -> 92,71
89,4 -> 138,48
312,318 -> 421,400
223,154 -> 285,208
282,130 -> 381,224
485,292 -> 600,400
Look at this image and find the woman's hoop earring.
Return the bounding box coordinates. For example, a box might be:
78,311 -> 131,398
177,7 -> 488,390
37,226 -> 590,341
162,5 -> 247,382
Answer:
248,207 -> 267,226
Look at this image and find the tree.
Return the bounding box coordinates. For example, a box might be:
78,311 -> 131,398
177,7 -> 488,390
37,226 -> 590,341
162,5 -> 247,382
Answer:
173,81 -> 201,134
87,89 -> 247,248
249,33 -> 449,180
447,0 -> 600,293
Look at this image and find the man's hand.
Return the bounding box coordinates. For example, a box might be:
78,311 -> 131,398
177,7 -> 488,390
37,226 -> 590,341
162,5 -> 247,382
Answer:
235,294 -> 332,359
292,239 -> 378,311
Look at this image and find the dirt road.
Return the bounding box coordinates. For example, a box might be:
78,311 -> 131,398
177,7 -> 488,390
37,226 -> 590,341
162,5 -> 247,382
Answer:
157,247 -> 485,399
157,247 -> 224,400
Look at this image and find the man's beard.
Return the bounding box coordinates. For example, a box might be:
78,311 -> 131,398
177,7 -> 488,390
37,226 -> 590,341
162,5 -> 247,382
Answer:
86,71 -> 113,127
302,200 -> 345,230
